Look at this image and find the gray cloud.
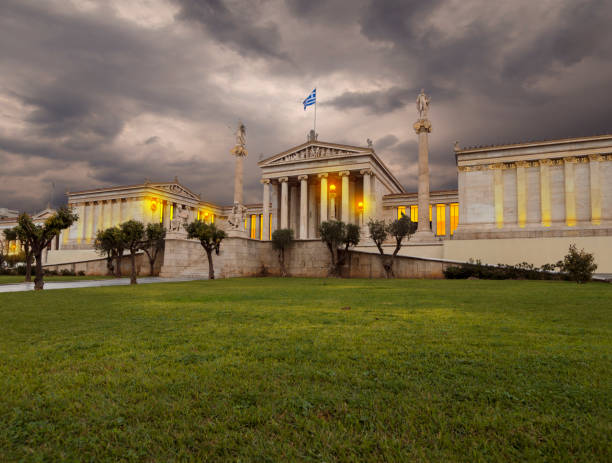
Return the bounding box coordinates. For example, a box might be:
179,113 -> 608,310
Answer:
0,0 -> 611,213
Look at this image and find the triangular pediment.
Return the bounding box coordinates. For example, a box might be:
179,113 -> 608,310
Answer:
259,141 -> 371,167
149,182 -> 200,200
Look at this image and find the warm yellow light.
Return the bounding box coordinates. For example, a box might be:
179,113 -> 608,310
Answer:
150,199 -> 158,212
329,184 -> 336,192
357,201 -> 364,211
397,205 -> 406,219
204,211 -> 209,218
170,205 -> 174,221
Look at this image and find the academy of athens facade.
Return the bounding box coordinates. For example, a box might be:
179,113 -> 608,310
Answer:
3,133 -> 612,275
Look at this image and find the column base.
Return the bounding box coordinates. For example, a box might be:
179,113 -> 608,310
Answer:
411,229 -> 437,242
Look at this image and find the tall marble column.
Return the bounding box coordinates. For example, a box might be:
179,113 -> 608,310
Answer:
261,179 -> 270,240
516,161 -> 528,228
228,122 -> 248,237
588,154 -> 602,225
360,170 -> 371,222
96,201 -> 104,232
412,115 -> 435,241
491,163 -> 505,229
340,171 -> 350,223
539,159 -> 552,227
76,203 -> 85,244
299,175 -> 308,239
318,173 -> 328,223
280,177 -> 289,229
564,157 -> 577,227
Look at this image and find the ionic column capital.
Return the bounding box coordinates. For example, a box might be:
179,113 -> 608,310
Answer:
538,159 -> 553,166
516,160 -> 530,168
279,177 -> 289,183
564,156 -> 578,164
260,178 -> 271,184
360,169 -> 372,176
338,171 -> 350,177
588,153 -> 604,162
317,173 -> 328,179
413,118 -> 432,134
298,175 -> 308,181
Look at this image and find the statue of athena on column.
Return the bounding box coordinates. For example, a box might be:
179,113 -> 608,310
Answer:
416,89 -> 430,119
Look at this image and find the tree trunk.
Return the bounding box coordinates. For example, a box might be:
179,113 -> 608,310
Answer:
115,253 -> 122,277
149,258 -> 155,276
130,250 -> 137,284
34,251 -> 44,290
25,250 -> 33,282
382,256 -> 394,279
279,248 -> 287,277
206,249 -> 215,280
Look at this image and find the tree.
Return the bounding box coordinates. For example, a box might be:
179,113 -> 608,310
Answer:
319,220 -> 360,276
16,207 -> 78,290
93,226 -> 125,277
558,244 -> 597,283
140,223 -> 166,276
185,220 -> 226,280
119,220 -> 145,285
271,229 -> 294,277
368,215 -> 416,278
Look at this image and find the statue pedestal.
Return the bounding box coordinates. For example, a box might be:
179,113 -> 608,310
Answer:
166,230 -> 188,240
411,229 -> 437,243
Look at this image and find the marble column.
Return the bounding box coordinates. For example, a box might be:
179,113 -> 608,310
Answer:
516,161 -> 528,228
299,175 -> 308,239
318,173 -> 328,223
261,179 -> 270,240
280,177 -> 289,229
233,153 -> 244,206
340,171 -> 350,223
491,163 -> 505,229
85,202 -> 94,243
162,201 -> 171,229
564,157 -> 577,226
360,170 -> 371,222
539,160 -> 552,227
431,203 -> 437,236
412,118 -> 435,241
588,154 -> 602,225
97,201 -> 104,232
76,203 -> 85,244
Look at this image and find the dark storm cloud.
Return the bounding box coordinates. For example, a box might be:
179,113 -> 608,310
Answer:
174,0 -> 287,59
1,0 -> 611,212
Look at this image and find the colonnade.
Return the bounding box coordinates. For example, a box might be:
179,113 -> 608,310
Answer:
458,153 -> 609,230
260,169 -> 378,240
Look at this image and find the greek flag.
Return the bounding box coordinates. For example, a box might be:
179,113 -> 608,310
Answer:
302,88 -> 316,110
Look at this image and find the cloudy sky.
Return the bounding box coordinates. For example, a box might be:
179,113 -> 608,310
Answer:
1,0 -> 611,212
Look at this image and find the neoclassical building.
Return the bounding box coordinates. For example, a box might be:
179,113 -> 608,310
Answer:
2,132 -> 611,274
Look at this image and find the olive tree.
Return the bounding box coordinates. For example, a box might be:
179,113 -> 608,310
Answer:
558,244 -> 598,283
368,215 -> 416,278
119,220 -> 145,285
140,223 -> 166,276
185,221 -> 226,280
271,228 -> 293,277
319,220 -> 360,276
94,226 -> 125,277
3,227 -> 33,281
1,228 -> 16,271
16,207 -> 78,290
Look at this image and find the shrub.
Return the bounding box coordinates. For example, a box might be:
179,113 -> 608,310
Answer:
77,270 -> 86,276
60,268 -> 76,276
558,244 -> 597,283
443,260 -> 563,281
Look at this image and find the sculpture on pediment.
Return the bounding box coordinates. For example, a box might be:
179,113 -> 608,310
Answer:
307,129 -> 318,142
416,88 -> 430,119
367,138 -> 373,149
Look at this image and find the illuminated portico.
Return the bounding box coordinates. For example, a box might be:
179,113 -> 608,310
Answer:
257,138 -> 405,240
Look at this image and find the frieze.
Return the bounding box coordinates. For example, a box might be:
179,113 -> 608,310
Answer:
271,145 -> 360,164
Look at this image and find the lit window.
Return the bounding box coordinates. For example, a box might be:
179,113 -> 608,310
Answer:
159,202 -> 163,223
170,205 -> 174,221
250,214 -> 256,239
410,205 -> 418,222
450,203 -> 459,235
436,204 -> 446,235
397,206 -> 406,220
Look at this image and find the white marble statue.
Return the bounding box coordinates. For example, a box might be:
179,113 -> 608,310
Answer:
170,207 -> 190,232
416,88 -> 430,119
227,201 -> 247,230
231,122 -> 247,157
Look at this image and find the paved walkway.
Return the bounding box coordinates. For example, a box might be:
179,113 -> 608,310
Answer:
0,277 -> 204,293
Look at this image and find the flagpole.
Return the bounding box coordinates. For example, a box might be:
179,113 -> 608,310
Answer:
314,99 -> 317,135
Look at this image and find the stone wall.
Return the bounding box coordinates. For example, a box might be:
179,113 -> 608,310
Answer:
159,237 -> 453,279
43,251 -> 163,276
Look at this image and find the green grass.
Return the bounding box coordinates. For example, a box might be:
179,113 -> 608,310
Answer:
0,278 -> 610,462
0,275 -> 115,285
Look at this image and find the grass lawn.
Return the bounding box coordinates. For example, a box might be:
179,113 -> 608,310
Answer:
0,275 -> 116,285
0,278 -> 610,462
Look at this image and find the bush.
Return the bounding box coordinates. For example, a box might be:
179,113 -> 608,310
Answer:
60,268 -> 76,276
77,270 -> 86,276
558,244 -> 597,283
443,259 -> 563,281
